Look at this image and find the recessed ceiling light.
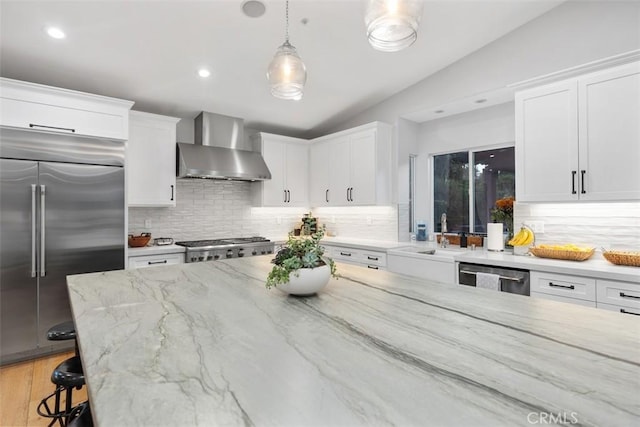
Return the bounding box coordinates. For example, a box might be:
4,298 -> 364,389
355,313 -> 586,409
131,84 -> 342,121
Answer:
490,154 -> 495,158
46,27 -> 66,39
198,69 -> 211,78
242,1 -> 266,18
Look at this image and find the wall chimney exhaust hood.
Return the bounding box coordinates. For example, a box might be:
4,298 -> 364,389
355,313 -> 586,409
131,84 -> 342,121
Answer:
177,112 -> 271,181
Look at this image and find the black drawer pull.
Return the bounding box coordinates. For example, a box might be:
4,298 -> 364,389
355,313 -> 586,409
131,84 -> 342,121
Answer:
29,123 -> 76,133
620,292 -> 640,300
340,252 -> 352,256
580,170 -> 586,194
571,171 -> 577,194
367,256 -> 379,261
620,309 -> 640,316
367,265 -> 379,270
549,282 -> 575,290
148,260 -> 168,265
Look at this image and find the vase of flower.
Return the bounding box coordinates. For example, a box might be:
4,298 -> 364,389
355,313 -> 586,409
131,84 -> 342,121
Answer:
490,197 -> 514,246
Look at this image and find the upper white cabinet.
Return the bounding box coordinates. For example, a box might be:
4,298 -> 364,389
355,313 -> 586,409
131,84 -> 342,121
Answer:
310,122 -> 393,206
515,61 -> 640,202
0,77 -> 133,140
127,111 -> 180,207
252,133 -> 309,207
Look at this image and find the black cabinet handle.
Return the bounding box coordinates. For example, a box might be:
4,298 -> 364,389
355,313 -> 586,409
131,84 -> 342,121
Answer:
170,185 -> 174,201
350,187 -> 354,202
283,190 -> 287,203
367,256 -> 379,261
325,189 -> 329,203
549,282 -> 575,290
148,260 -> 168,265
340,252 -> 352,256
346,188 -> 350,201
29,123 -> 75,133
620,292 -> 640,300
367,265 -> 379,270
571,171 -> 577,194
620,309 -> 640,316
581,170 -> 586,194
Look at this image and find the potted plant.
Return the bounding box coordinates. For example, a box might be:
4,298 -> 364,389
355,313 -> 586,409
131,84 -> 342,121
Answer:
266,227 -> 337,295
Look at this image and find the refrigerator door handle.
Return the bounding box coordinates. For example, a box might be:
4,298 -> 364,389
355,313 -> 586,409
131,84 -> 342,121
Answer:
31,184 -> 37,277
40,184 -> 46,277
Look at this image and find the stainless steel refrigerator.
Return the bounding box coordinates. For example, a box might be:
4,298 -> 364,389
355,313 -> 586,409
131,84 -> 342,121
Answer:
1,128 -> 125,364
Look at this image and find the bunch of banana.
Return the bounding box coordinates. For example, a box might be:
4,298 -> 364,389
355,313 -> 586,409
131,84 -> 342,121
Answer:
508,225 -> 534,246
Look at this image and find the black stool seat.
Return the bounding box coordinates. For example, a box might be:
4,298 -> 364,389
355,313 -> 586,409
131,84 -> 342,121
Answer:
47,321 -> 76,341
51,356 -> 84,388
67,401 -> 93,427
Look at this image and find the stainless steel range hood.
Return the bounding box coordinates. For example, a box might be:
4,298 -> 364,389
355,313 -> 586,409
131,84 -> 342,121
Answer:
177,112 -> 271,181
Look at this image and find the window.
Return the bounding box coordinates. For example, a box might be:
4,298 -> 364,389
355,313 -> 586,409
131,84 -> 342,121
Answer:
433,147 -> 514,234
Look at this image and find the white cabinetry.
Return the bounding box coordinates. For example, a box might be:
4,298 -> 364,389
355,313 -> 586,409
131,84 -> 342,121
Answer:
596,279 -> 640,317
387,254 -> 455,285
530,271 -> 596,306
252,133 -> 309,207
310,122 -> 393,206
127,111 -> 180,207
515,61 -> 640,202
128,253 -> 184,269
324,245 -> 387,271
0,77 -> 133,140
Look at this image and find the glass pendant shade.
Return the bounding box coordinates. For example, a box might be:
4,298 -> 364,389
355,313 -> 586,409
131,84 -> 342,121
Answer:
365,0 -> 424,52
267,40 -> 307,100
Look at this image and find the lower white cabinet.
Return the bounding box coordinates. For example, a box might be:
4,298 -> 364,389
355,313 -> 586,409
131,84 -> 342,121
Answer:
530,291 -> 596,308
128,253 -> 184,269
530,271 -> 596,303
596,302 -> 640,317
387,254 -> 455,284
596,279 -> 640,317
325,245 -> 386,271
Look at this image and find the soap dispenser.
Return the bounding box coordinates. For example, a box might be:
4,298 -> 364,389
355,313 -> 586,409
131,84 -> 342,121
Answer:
459,232 -> 468,248
416,222 -> 427,241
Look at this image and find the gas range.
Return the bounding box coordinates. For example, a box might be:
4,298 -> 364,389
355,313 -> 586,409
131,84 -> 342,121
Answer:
175,237 -> 274,263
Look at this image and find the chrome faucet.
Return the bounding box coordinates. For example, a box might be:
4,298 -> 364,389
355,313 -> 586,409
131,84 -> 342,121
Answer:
440,213 -> 449,248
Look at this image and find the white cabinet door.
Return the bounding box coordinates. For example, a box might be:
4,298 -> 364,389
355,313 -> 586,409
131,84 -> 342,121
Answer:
387,254 -> 454,284
309,142 -> 331,206
515,80 -> 579,202
578,62 -> 640,201
0,77 -> 133,140
349,129 -> 377,205
127,111 -> 180,207
128,253 -> 184,269
252,133 -> 309,207
285,142 -> 309,206
261,138 -> 287,206
328,136 -> 351,205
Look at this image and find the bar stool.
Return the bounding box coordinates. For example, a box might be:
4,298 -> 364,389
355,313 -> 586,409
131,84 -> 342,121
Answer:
66,401 -> 92,427
37,322 -> 85,427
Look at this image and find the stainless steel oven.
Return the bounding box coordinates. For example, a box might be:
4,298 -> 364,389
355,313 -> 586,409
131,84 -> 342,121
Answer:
458,262 -> 530,296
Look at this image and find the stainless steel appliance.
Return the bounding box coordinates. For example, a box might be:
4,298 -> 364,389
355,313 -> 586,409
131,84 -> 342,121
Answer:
1,128 -> 125,364
176,237 -> 274,263
176,112 -> 271,181
458,262 -> 530,296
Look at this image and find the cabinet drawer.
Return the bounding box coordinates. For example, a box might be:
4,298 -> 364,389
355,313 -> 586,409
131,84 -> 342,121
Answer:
531,291 -> 597,308
531,271 -> 596,301
128,253 -> 184,269
597,280 -> 640,309
1,97 -> 127,140
358,251 -> 386,267
597,302 -> 640,317
331,248 -> 359,262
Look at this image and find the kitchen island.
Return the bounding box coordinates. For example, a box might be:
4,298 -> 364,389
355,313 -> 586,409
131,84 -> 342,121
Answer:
67,257 -> 640,426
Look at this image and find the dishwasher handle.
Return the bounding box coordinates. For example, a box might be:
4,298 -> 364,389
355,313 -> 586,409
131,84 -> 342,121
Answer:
459,269 -> 523,282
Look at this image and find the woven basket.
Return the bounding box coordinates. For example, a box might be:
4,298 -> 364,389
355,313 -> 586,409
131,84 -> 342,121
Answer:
128,233 -> 151,248
603,251 -> 640,267
529,247 -> 595,261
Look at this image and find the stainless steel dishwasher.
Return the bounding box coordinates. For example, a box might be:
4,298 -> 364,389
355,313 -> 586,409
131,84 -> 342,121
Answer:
458,262 -> 530,296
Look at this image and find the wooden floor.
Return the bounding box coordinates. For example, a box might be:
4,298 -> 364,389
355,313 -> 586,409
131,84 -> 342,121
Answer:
0,351 -> 87,427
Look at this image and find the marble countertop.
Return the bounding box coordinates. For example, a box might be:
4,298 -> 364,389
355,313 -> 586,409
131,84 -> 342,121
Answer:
67,257 -> 640,427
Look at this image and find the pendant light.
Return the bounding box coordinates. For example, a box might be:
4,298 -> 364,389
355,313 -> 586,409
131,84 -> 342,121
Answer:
267,1 -> 307,100
365,0 -> 424,52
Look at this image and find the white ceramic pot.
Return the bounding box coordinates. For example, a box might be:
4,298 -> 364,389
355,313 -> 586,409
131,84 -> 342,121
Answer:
276,265 -> 331,296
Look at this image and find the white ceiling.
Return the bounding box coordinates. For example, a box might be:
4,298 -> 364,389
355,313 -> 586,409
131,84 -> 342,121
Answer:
0,0 -> 562,137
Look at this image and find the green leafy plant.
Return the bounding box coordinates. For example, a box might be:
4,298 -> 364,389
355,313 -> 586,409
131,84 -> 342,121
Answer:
266,227 -> 337,289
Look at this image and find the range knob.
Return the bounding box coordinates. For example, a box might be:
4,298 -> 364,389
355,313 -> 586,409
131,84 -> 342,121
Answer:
226,250 -> 233,258
214,255 -> 220,260
252,250 -> 257,256
191,257 -> 198,262
198,256 -> 204,261
238,249 -> 245,258
207,255 -> 213,261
